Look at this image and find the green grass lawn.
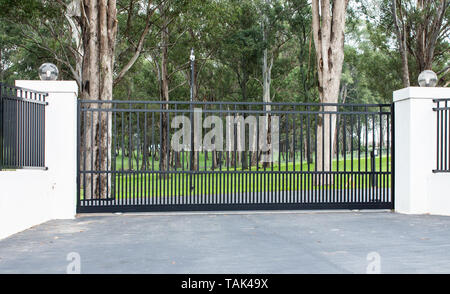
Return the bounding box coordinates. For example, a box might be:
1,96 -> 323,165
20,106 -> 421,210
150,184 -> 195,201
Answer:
81,152 -> 391,200
114,149 -> 389,171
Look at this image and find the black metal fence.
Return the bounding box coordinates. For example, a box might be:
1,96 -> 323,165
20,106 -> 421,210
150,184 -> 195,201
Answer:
77,100 -> 394,212
433,99 -> 450,172
0,84 -> 48,170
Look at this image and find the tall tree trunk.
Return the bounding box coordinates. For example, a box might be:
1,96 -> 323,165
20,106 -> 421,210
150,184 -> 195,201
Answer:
212,149 -> 218,170
97,0 -> 116,198
226,110 -> 234,167
261,12 -> 273,168
66,0 -> 83,88
159,7 -> 169,176
333,84 -> 347,156
239,74 -> 249,169
236,117 -> 242,168
392,0 -> 411,87
414,0 -> 447,73
312,0 -> 349,182
82,0 -> 117,199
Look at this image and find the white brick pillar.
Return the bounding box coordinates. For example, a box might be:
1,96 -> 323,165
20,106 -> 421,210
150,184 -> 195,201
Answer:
394,87 -> 450,215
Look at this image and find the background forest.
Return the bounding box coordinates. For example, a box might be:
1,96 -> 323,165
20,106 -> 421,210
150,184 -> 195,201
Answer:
0,0 -> 448,105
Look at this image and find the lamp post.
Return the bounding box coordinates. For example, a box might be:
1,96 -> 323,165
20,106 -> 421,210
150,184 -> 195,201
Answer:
189,49 -> 195,190
190,48 -> 195,103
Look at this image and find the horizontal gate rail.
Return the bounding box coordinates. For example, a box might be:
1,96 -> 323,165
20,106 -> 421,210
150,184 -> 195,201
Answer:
80,99 -> 391,107
77,100 -> 393,213
78,108 -> 392,116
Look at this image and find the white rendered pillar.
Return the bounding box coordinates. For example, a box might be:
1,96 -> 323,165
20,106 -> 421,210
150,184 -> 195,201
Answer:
15,80 -> 78,219
394,87 -> 450,215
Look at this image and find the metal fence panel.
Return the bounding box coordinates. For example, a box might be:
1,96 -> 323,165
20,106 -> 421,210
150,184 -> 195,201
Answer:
0,84 -> 47,170
433,99 -> 450,172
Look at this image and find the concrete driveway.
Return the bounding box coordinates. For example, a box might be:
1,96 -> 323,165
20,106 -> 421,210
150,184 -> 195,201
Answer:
1,210 -> 450,273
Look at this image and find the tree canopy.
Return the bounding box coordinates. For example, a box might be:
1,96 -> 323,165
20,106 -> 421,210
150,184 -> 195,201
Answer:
0,0 -> 448,102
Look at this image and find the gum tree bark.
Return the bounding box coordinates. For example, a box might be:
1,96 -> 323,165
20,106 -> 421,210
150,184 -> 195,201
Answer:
9,0 -> 156,199
392,0 -> 411,87
83,0 -> 117,199
261,0 -> 273,168
311,0 -> 349,178
159,3 -> 170,175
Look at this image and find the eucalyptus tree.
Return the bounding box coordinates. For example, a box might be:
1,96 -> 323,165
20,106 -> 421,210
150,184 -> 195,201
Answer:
79,0 -> 163,197
211,0 -> 262,168
311,0 -> 349,177
286,0 -> 318,102
391,0 -> 448,87
0,0 -> 165,198
171,0 -> 236,169
216,0 -> 262,103
361,0 -> 449,87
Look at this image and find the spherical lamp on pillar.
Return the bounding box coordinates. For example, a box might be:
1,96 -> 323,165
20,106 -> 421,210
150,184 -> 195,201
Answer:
38,63 -> 59,81
418,70 -> 438,87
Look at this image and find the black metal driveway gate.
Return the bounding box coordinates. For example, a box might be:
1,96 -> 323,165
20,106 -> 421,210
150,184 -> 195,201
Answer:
77,100 -> 394,213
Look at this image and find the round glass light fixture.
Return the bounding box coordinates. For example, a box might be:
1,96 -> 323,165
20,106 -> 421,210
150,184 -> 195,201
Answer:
418,70 -> 437,87
38,63 -> 59,81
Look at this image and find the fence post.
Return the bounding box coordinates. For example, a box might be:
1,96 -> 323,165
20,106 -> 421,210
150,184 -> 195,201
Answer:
393,87 -> 450,215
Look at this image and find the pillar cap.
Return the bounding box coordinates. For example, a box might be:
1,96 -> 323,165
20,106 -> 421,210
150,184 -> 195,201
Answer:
393,87 -> 450,103
15,80 -> 78,96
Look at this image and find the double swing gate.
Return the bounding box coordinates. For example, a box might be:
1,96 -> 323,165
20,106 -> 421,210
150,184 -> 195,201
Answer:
77,100 -> 394,212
